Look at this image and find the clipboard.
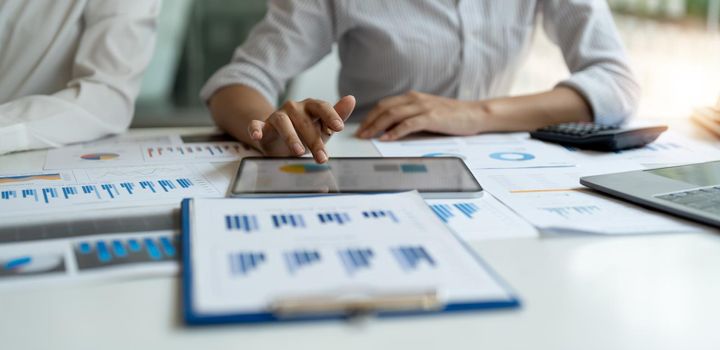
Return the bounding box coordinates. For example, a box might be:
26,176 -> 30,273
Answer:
181,193 -> 521,325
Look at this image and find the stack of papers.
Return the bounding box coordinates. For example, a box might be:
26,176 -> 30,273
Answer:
374,131 -> 718,235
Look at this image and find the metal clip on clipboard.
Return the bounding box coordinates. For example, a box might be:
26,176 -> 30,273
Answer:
271,290 -> 441,319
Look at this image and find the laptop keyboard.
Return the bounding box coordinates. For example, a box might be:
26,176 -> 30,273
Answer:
656,187 -> 720,216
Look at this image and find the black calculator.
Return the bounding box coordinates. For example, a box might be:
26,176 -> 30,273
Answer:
530,123 -> 668,152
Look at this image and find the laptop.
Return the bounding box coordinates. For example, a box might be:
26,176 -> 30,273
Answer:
580,161 -> 720,228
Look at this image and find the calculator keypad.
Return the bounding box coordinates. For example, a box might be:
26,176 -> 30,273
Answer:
537,123 -> 619,136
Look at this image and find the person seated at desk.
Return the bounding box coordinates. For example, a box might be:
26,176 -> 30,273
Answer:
203,0 -> 639,163
0,0 -> 160,155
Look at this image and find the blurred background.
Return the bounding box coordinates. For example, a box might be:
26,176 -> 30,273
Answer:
133,0 -> 720,127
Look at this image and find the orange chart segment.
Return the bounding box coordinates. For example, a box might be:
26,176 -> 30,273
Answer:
279,164 -> 331,174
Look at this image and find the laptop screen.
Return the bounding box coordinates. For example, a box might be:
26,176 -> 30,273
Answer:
647,161 -> 720,186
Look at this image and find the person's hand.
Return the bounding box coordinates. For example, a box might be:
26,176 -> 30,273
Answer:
249,95 -> 356,163
355,91 -> 486,141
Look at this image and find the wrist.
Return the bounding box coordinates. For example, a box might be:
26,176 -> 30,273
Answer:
468,100 -> 495,134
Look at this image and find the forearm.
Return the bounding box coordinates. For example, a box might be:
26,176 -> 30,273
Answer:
208,84 -> 275,150
475,86 -> 593,133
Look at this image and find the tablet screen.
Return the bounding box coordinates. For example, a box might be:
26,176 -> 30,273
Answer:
232,157 -> 482,195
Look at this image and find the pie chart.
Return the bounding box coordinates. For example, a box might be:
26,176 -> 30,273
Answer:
489,152 -> 535,161
279,164 -> 331,174
80,153 -> 120,161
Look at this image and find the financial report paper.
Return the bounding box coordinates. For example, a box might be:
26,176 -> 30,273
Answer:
185,192 -> 516,315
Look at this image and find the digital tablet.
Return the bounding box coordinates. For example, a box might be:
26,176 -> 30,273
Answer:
230,157 -> 482,199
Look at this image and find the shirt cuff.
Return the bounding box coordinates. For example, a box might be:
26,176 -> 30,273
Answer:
557,68 -> 638,126
200,63 -> 281,107
0,124 -> 29,155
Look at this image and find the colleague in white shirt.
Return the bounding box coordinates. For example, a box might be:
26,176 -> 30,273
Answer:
0,0 -> 160,155
204,0 -> 640,163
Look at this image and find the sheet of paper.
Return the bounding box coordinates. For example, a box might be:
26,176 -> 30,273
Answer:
0,230 -> 178,289
372,133 -> 575,169
0,164 -> 228,217
476,167 -> 706,235
188,192 -> 515,314
44,141 -> 259,169
425,195 -> 537,241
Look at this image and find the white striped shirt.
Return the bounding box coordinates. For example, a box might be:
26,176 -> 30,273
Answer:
201,0 -> 639,125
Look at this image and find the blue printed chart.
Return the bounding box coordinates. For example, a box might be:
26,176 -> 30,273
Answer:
0,231 -> 179,286
220,209 -> 401,234
0,174 -> 220,216
188,193 -> 517,313
426,198 -> 538,241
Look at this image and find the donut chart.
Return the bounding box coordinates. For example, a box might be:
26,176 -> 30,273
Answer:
80,153 -> 120,161
489,152 -> 535,161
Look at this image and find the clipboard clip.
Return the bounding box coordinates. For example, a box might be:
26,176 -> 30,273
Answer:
271,290 -> 441,319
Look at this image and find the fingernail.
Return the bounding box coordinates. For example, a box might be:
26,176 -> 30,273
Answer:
331,119 -> 344,130
251,131 -> 261,139
317,150 -> 328,163
379,134 -> 390,141
291,143 -> 304,155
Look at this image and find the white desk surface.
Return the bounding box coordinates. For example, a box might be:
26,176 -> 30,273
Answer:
2,123 -> 720,350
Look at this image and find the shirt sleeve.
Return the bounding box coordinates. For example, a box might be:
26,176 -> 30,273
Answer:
0,0 -> 160,155
542,0 -> 640,125
200,0 -> 336,106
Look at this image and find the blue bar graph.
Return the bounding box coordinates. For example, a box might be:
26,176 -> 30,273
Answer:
74,235 -> 178,270
225,214 -> 260,232
229,252 -> 266,276
542,205 -> 601,219
317,212 -> 351,225
429,204 -> 454,223
453,202 -> 479,219
429,202 -> 479,222
338,248 -> 374,276
361,210 -> 399,223
0,178 -> 201,206
284,250 -> 321,274
271,214 -> 306,228
392,246 -> 436,271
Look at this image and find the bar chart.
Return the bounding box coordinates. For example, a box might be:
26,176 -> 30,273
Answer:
0,176 -> 218,213
74,235 -> 178,270
317,212 -> 351,225
430,202 -> 479,223
541,205 -> 602,219
284,250 -> 321,274
361,210 -> 399,223
225,215 -> 260,232
144,143 -> 251,161
271,214 -> 306,228
338,248 -> 374,276
392,246 -> 436,272
228,252 -> 266,276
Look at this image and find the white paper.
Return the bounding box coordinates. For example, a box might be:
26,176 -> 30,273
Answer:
372,133 -> 575,169
188,192 -> 515,314
0,164 -> 228,217
425,196 -> 538,241
44,141 -> 259,169
476,167 -> 706,235
560,131 -> 720,168
0,231 -> 178,289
